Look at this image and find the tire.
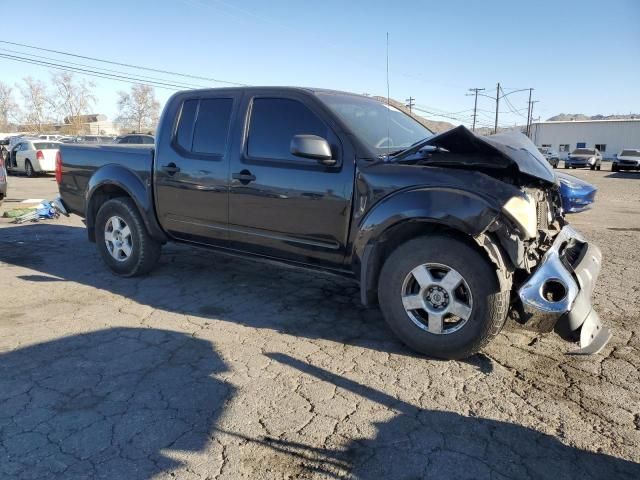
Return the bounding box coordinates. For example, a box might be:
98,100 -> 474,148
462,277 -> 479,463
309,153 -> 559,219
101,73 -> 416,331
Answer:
612,164 -> 618,172
590,165 -> 595,171
564,163 -> 569,169
378,235 -> 508,359
596,165 -> 601,171
25,160 -> 35,177
95,197 -> 161,277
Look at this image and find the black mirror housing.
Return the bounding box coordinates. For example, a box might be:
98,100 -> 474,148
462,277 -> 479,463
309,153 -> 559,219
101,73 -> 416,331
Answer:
290,135 -> 335,165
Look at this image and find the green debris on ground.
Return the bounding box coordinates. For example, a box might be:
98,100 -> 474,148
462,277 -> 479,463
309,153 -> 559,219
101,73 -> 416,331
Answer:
2,207 -> 37,218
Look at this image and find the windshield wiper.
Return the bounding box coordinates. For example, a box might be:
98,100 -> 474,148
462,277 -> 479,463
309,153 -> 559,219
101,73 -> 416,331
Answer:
386,136 -> 434,162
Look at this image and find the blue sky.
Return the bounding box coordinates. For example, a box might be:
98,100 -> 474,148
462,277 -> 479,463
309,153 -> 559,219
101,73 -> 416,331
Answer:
0,0 -> 638,128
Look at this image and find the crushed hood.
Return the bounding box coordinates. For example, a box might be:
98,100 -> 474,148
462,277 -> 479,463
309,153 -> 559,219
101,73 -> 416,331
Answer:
424,126 -> 556,184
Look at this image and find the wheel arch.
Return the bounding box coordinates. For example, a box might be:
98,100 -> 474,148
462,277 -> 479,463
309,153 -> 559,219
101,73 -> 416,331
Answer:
85,165 -> 167,243
353,188 -> 510,306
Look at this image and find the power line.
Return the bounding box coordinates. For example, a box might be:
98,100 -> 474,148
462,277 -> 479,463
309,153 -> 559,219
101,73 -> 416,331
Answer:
0,39 -> 247,87
0,48 -> 208,90
0,53 -> 195,91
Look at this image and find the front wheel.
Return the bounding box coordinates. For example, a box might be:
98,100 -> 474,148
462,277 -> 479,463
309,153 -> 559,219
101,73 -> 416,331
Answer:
378,235 -> 508,359
612,164 -> 618,172
95,197 -> 161,277
564,163 -> 569,169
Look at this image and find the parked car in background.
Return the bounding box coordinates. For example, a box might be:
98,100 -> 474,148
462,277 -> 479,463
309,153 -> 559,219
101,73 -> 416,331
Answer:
0,151 -> 6,206
556,172 -> 597,213
114,134 -> 155,144
56,86 -> 610,358
39,134 -> 63,141
565,148 -> 602,170
612,149 -> 640,171
537,146 -> 560,168
7,140 -> 61,177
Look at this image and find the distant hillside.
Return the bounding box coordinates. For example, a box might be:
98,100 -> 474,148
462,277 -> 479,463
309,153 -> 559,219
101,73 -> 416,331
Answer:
547,113 -> 640,121
371,96 -> 454,133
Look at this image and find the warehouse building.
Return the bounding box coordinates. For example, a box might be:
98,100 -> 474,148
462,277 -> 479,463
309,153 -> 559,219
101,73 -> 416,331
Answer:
530,119 -> 640,160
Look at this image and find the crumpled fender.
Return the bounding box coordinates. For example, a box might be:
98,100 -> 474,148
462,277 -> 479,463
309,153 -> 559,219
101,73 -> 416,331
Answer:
352,187 -> 502,305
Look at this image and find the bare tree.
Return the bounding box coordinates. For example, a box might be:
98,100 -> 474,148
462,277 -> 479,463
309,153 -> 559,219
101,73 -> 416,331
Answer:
50,72 -> 96,134
116,84 -> 160,133
0,82 -> 20,131
18,77 -> 54,133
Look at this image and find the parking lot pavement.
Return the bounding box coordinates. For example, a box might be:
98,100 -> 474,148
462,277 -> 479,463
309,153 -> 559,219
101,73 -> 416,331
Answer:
1,171 -> 639,479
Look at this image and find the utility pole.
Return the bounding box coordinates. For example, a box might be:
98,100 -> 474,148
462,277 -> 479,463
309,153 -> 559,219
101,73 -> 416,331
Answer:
525,88 -> 533,136
494,82 -> 501,134
405,97 -> 415,114
467,88 -> 485,132
529,100 -> 539,138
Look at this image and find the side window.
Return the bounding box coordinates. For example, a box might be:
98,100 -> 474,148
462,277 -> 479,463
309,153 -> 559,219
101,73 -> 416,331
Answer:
247,98 -> 328,162
143,136 -> 154,144
174,98 -> 232,156
192,98 -> 233,155
176,99 -> 198,151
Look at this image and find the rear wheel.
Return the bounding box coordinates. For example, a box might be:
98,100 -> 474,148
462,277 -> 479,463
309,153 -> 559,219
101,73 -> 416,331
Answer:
25,160 -> 35,177
590,165 -> 595,171
612,163 -> 619,172
378,235 -> 508,359
564,163 -> 569,169
95,197 -> 161,277
596,164 -> 601,171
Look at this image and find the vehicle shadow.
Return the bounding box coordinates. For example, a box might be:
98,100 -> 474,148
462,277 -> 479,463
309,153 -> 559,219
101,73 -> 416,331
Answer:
605,171 -> 640,179
0,327 -> 233,479
0,223 -> 492,370
254,352 -> 640,479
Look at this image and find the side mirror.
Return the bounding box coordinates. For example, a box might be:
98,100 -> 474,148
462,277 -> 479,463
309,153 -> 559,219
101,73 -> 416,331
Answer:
290,134 -> 335,166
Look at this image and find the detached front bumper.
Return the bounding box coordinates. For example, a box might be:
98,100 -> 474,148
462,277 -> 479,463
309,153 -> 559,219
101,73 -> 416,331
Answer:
518,226 -> 611,354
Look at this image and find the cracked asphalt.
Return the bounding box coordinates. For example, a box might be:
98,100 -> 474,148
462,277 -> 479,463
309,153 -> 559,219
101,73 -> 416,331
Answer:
0,169 -> 639,479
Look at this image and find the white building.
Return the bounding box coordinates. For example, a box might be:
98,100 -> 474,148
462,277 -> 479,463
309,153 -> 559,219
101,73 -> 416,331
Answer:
530,119 -> 640,160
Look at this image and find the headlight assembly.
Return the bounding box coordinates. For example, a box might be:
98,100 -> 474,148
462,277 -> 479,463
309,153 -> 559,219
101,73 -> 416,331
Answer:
503,194 -> 537,239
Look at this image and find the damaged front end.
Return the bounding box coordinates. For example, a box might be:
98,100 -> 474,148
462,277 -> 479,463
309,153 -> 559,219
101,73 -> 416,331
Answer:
516,226 -> 611,354
411,127 -> 611,354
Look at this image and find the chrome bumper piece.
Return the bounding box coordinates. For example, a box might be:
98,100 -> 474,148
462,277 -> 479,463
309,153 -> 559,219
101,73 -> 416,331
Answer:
518,226 -> 611,354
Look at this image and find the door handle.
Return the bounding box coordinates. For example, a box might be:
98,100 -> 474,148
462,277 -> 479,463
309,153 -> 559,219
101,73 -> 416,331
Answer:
161,163 -> 180,175
232,169 -> 256,184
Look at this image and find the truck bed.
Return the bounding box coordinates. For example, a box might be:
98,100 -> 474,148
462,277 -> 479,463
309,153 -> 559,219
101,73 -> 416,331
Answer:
58,144 -> 154,217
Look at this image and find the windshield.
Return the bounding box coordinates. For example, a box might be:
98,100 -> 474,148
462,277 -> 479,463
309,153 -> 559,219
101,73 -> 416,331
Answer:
317,93 -> 433,154
572,148 -> 595,155
620,150 -> 640,157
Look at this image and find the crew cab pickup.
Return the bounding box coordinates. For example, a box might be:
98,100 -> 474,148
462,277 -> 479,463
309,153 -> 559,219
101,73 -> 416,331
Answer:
56,87 -> 611,359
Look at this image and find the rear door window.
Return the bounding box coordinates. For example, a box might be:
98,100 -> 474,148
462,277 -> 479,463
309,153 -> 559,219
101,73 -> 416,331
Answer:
175,97 -> 233,156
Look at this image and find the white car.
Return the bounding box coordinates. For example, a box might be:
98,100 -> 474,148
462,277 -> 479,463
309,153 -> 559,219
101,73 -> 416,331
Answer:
9,140 -> 61,177
613,149 -> 640,171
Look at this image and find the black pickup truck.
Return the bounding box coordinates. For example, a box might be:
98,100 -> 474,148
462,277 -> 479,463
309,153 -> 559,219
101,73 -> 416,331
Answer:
56,87 -> 610,359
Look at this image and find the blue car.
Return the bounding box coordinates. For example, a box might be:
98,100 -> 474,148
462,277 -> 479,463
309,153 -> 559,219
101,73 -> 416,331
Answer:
556,172 -> 597,213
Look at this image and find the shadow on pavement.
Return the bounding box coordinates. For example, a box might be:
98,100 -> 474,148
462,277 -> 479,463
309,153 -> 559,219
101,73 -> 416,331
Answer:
261,352 -> 640,479
0,224 -> 492,371
605,171 -> 640,179
0,327 -> 233,479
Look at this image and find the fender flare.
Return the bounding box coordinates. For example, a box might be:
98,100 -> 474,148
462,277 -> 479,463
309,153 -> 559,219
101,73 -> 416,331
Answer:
353,187 -> 502,305
85,164 -> 167,243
